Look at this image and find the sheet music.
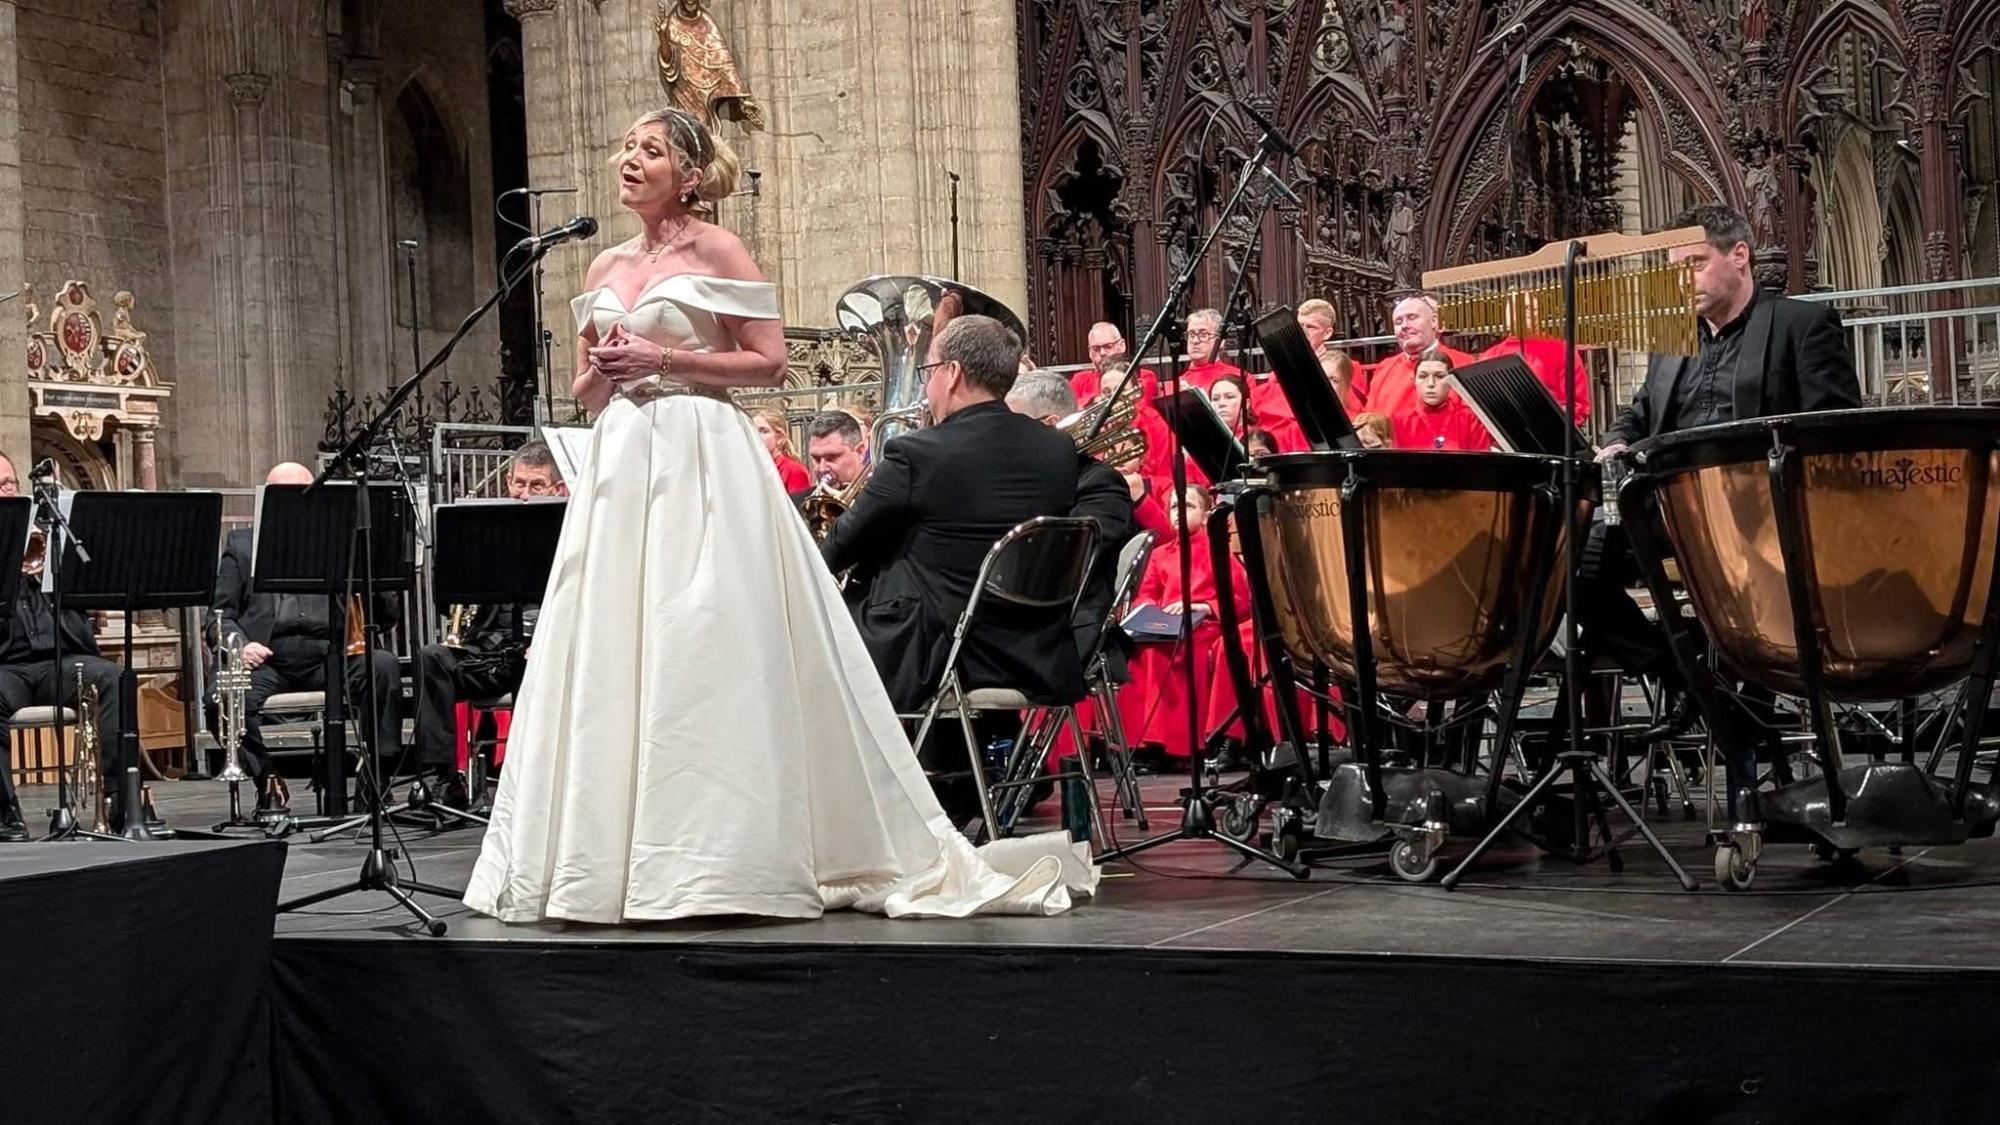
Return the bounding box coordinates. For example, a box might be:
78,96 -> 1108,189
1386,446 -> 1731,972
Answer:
543,426 -> 595,487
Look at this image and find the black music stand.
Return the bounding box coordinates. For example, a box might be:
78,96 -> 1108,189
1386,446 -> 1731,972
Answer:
266,481 -> 456,933
353,497 -> 564,835
51,491 -> 224,841
1252,308 -> 1360,451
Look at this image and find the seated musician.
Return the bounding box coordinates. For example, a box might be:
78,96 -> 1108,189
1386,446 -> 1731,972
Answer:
1353,295 -> 1474,418
1004,370 -> 1137,662
211,462 -> 405,812
823,315 -> 1085,717
411,442 -> 567,805
1389,350 -> 1493,451
1586,204 -> 1858,801
0,451 -> 125,840
795,410 -> 869,503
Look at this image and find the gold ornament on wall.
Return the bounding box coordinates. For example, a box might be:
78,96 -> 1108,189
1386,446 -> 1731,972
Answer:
657,0 -> 765,131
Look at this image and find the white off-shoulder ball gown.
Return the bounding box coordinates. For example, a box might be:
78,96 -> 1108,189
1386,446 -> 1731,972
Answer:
462,274 -> 1095,923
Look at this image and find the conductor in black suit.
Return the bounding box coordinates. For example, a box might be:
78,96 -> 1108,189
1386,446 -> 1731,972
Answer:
1586,204 -> 1860,799
211,462 -> 404,809
822,315 -> 1085,715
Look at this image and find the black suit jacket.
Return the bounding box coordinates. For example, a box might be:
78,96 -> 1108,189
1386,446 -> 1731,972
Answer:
212,528 -> 399,651
1606,291 -> 1859,446
0,585 -> 100,664
823,400 -> 1085,710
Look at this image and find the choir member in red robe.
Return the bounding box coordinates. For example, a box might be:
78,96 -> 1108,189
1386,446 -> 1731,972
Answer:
1117,486 -> 1250,761
1354,295 -> 1474,420
1295,299 -> 1363,415
1179,307 -> 1242,391
750,408 -> 812,491
1390,351 -> 1493,452
1071,321 -> 1137,406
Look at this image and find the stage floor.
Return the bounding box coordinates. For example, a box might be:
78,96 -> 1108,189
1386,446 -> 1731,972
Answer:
24,773 -> 2000,969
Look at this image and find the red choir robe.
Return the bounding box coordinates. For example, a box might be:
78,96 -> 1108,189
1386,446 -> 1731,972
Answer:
1118,529 -> 1251,759
1204,612 -> 1346,748
774,453 -> 811,492
1244,375 -> 1310,452
1478,336 -> 1591,425
1355,343 -> 1476,420
1178,358 -> 1242,393
1391,394 -> 1494,452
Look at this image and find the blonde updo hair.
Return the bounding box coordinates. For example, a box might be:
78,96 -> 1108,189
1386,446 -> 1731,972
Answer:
618,107 -> 741,203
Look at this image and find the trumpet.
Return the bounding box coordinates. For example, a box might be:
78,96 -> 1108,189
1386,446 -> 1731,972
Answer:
73,666 -> 111,834
442,603 -> 480,649
214,634 -> 253,786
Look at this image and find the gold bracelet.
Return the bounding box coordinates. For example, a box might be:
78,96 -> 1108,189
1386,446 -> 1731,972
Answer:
655,346 -> 674,381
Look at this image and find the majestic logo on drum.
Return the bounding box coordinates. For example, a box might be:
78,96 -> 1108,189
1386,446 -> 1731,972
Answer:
1850,456 -> 1966,492
1282,497 -> 1342,522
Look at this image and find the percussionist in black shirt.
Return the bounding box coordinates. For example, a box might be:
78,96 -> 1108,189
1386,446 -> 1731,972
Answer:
1585,204 -> 1860,798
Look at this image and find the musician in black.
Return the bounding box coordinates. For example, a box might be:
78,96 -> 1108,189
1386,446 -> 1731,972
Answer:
211,461 -> 404,810
0,452 -> 127,840
1586,204 -> 1860,799
411,442 -> 566,804
824,316 -> 1084,713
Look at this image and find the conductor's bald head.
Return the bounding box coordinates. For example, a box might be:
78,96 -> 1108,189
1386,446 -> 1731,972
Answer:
266,462 -> 313,486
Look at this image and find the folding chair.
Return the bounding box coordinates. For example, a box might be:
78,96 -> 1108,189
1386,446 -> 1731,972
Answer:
1079,531 -> 1156,828
907,516 -> 1102,843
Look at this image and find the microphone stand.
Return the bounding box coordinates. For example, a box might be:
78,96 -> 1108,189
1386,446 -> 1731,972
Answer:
277,234 -> 567,935
1093,130 -> 1307,878
36,482 -> 119,841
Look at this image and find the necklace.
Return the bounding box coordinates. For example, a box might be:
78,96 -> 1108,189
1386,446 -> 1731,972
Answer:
641,218 -> 694,261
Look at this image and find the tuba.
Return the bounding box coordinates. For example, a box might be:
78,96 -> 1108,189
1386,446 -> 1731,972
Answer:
806,275 -> 1027,540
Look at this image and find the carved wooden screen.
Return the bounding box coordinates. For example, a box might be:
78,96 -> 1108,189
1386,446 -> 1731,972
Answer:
1017,0 -> 1999,365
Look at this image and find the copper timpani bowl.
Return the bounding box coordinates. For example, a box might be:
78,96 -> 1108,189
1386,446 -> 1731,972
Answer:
1629,407 -> 2000,701
1256,450 -> 1589,699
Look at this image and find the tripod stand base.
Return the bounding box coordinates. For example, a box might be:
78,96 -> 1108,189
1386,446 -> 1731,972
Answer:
1441,750 -> 1696,891
1095,789 -> 1310,879
276,847 -> 460,936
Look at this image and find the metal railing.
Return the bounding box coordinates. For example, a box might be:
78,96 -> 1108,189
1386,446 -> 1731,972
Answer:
1795,277 -> 2000,406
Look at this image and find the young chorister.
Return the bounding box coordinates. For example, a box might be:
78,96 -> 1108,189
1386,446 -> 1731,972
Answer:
1117,485 -> 1251,764
1389,349 -> 1493,452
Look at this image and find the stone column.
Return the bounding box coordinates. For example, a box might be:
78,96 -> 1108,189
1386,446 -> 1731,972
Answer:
0,0 -> 29,460
131,426 -> 159,491
335,57 -> 396,395
505,0 -> 581,421
162,0 -> 342,486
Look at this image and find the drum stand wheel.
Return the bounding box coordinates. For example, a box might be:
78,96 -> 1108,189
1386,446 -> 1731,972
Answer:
1713,833 -> 1760,892
1268,805 -> 1304,861
1389,837 -> 1441,883
1218,792 -> 1264,842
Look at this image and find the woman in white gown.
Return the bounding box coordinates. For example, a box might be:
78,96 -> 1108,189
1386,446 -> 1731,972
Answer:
463,108 -> 1094,924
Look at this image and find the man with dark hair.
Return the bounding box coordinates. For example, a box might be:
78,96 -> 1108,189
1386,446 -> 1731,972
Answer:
1585,204 -> 1859,804
0,450 -> 127,840
1598,203 -> 1856,452
804,410 -> 868,492
824,314 -> 1084,714
410,442 -> 568,805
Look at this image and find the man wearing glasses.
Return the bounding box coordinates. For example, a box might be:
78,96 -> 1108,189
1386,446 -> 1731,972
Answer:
1178,307 -> 1241,392
409,441 -> 568,808
823,315 -> 1085,754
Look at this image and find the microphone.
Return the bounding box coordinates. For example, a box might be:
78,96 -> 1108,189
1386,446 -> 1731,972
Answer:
499,186 -> 581,200
396,238 -> 419,256
1260,166 -> 1302,207
526,215 -> 598,250
29,457 -> 57,481
1237,99 -> 1298,158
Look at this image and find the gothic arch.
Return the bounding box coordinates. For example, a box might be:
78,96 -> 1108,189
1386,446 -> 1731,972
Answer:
386,75 -> 475,331
1425,5 -> 1738,267
1816,128 -> 1887,291
1780,0 -> 1909,138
